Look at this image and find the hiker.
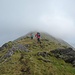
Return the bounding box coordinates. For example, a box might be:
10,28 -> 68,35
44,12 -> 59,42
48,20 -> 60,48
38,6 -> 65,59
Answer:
30,33 -> 34,39
35,32 -> 41,43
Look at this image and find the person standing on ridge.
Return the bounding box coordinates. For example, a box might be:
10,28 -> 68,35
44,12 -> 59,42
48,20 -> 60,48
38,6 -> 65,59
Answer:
35,32 -> 41,43
30,33 -> 34,39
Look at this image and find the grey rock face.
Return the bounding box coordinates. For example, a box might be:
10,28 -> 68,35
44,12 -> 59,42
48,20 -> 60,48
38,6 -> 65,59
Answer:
38,58 -> 51,62
51,48 -> 75,66
0,44 -> 29,63
37,52 -> 51,62
37,52 -> 49,57
15,44 -> 29,52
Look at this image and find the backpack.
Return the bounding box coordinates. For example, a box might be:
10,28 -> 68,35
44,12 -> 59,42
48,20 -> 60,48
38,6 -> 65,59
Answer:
37,33 -> 40,37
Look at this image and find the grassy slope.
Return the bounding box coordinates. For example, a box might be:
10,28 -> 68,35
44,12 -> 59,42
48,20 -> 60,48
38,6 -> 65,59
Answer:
0,37 -> 75,75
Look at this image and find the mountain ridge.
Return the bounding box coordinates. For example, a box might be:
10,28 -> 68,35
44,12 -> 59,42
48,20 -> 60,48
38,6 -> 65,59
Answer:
0,32 -> 75,75
15,32 -> 72,48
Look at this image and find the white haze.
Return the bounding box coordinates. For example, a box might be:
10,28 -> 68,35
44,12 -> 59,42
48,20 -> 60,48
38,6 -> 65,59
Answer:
0,0 -> 75,47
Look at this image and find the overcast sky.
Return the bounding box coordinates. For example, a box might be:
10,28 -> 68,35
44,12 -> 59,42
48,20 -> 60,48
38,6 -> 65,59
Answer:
0,0 -> 75,47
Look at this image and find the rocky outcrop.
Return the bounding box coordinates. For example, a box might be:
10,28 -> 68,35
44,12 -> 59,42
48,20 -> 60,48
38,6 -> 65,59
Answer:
38,58 -> 51,62
51,48 -> 75,66
37,52 -> 50,57
11,44 -> 29,52
37,52 -> 51,62
0,44 -> 29,63
0,41 -> 13,51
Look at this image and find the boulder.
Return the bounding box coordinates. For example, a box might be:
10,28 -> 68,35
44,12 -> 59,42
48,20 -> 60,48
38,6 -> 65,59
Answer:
51,48 -> 75,66
37,52 -> 49,57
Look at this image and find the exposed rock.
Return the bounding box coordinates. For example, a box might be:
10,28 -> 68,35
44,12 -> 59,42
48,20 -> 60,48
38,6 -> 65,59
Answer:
0,41 -> 13,51
38,58 -> 51,62
51,47 -> 75,66
37,51 -> 51,62
2,43 -> 8,48
14,44 -> 29,52
6,44 -> 30,52
37,52 -> 49,57
25,44 -> 30,47
0,44 -> 29,63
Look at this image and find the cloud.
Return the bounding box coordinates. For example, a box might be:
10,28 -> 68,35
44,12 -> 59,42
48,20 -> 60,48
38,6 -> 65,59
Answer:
39,14 -> 75,39
0,0 -> 75,47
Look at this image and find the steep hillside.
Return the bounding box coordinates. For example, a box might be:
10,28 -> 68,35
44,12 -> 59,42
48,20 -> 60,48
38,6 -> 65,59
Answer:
0,32 -> 75,75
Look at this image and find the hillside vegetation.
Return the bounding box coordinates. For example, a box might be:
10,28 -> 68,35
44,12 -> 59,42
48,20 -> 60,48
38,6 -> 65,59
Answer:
0,32 -> 75,75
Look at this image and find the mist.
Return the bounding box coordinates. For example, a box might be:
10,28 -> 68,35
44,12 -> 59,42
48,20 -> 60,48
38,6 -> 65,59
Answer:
0,0 -> 75,47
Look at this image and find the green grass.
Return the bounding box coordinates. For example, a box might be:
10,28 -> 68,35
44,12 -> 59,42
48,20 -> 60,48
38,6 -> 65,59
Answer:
0,37 -> 75,75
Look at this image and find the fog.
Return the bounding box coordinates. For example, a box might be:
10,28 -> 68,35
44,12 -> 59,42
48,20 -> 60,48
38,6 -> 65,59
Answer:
0,0 -> 75,47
